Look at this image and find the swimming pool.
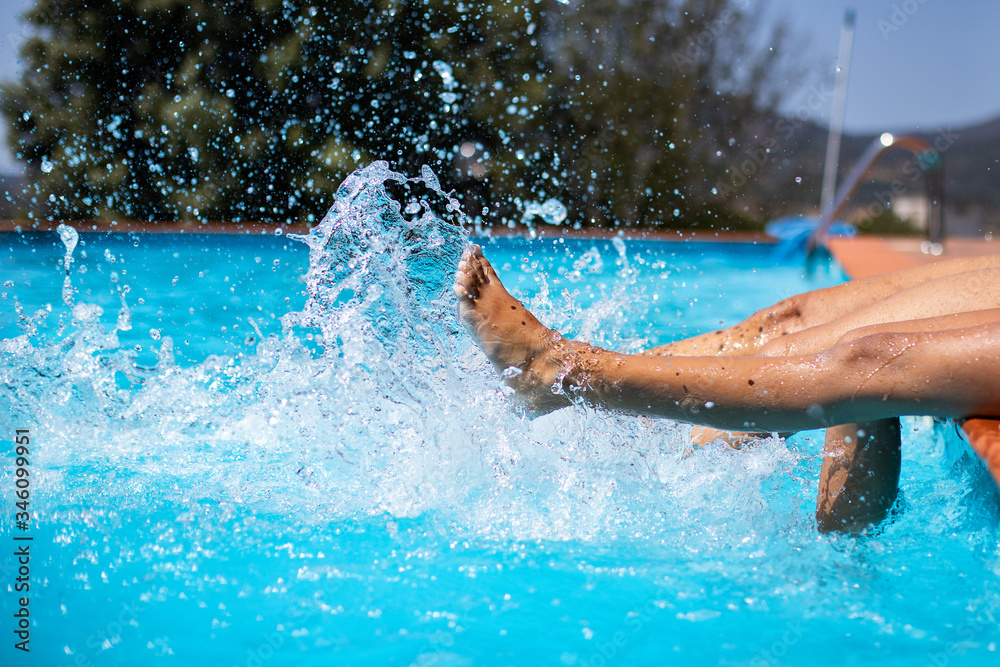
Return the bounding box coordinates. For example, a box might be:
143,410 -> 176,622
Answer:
1,165 -> 999,666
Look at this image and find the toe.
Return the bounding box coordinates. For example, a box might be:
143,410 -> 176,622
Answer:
479,253 -> 497,279
467,251 -> 488,283
454,265 -> 478,298
469,244 -> 497,278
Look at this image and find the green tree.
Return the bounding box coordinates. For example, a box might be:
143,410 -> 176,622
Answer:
0,0 -> 551,223
533,0 -> 801,227
1,0 -> 799,228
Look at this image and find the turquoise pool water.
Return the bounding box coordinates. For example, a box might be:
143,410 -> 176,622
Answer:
1,165 -> 999,666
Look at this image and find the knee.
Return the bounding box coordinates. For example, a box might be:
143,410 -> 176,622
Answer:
758,334 -> 795,357
760,295 -> 807,330
829,331 -> 914,376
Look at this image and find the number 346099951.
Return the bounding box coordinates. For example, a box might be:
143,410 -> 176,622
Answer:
14,429 -> 30,520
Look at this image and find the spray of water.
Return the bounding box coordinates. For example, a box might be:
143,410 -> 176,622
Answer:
2,164 -> 770,547
8,163 -> 984,552
6,166 -> 1000,666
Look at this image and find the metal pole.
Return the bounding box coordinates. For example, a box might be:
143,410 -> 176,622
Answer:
820,9 -> 856,213
923,157 -> 945,254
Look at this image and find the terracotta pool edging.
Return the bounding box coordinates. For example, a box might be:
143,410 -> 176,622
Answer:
0,219 -> 313,235
956,419 -> 1000,489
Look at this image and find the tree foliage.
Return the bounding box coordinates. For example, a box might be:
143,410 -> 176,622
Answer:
1,0 -> 800,227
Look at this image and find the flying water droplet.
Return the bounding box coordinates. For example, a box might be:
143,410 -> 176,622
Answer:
611,236 -> 626,257
420,164 -> 441,192
522,199 -> 568,227
57,224 -> 79,263
432,61 -> 456,88
116,290 -> 132,332
56,224 -> 79,307
500,366 -> 523,380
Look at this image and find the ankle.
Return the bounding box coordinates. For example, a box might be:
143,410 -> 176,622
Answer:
552,339 -> 602,402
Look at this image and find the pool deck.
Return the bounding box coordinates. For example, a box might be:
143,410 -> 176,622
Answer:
827,235 -> 1000,488
826,236 -> 1000,279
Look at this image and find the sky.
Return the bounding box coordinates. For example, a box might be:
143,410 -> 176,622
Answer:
770,0 -> 1000,134
1,0 -> 999,174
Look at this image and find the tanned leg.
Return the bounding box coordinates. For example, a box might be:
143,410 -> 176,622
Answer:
455,246 -> 1000,483
959,419 -> 1000,489
643,255 -> 1000,357
691,306 -> 1000,450
454,244 -> 581,414
808,310 -> 1000,532
816,419 -> 901,534
759,270 -> 1000,357
648,262 -> 1000,452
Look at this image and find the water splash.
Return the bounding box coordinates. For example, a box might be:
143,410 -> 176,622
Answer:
521,197 -> 568,238
4,172 -> 1000,667
285,160 -> 468,361
5,170 -> 999,665
3,164 -> 721,541
432,60 -> 459,106
523,198 -> 568,226
57,223 -> 78,307
4,165 -> 993,546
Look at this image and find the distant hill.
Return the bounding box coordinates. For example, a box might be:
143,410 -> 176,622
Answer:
731,112 -> 1000,236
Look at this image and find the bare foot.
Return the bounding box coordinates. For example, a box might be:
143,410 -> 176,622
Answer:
689,426 -> 775,450
454,244 -> 577,414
